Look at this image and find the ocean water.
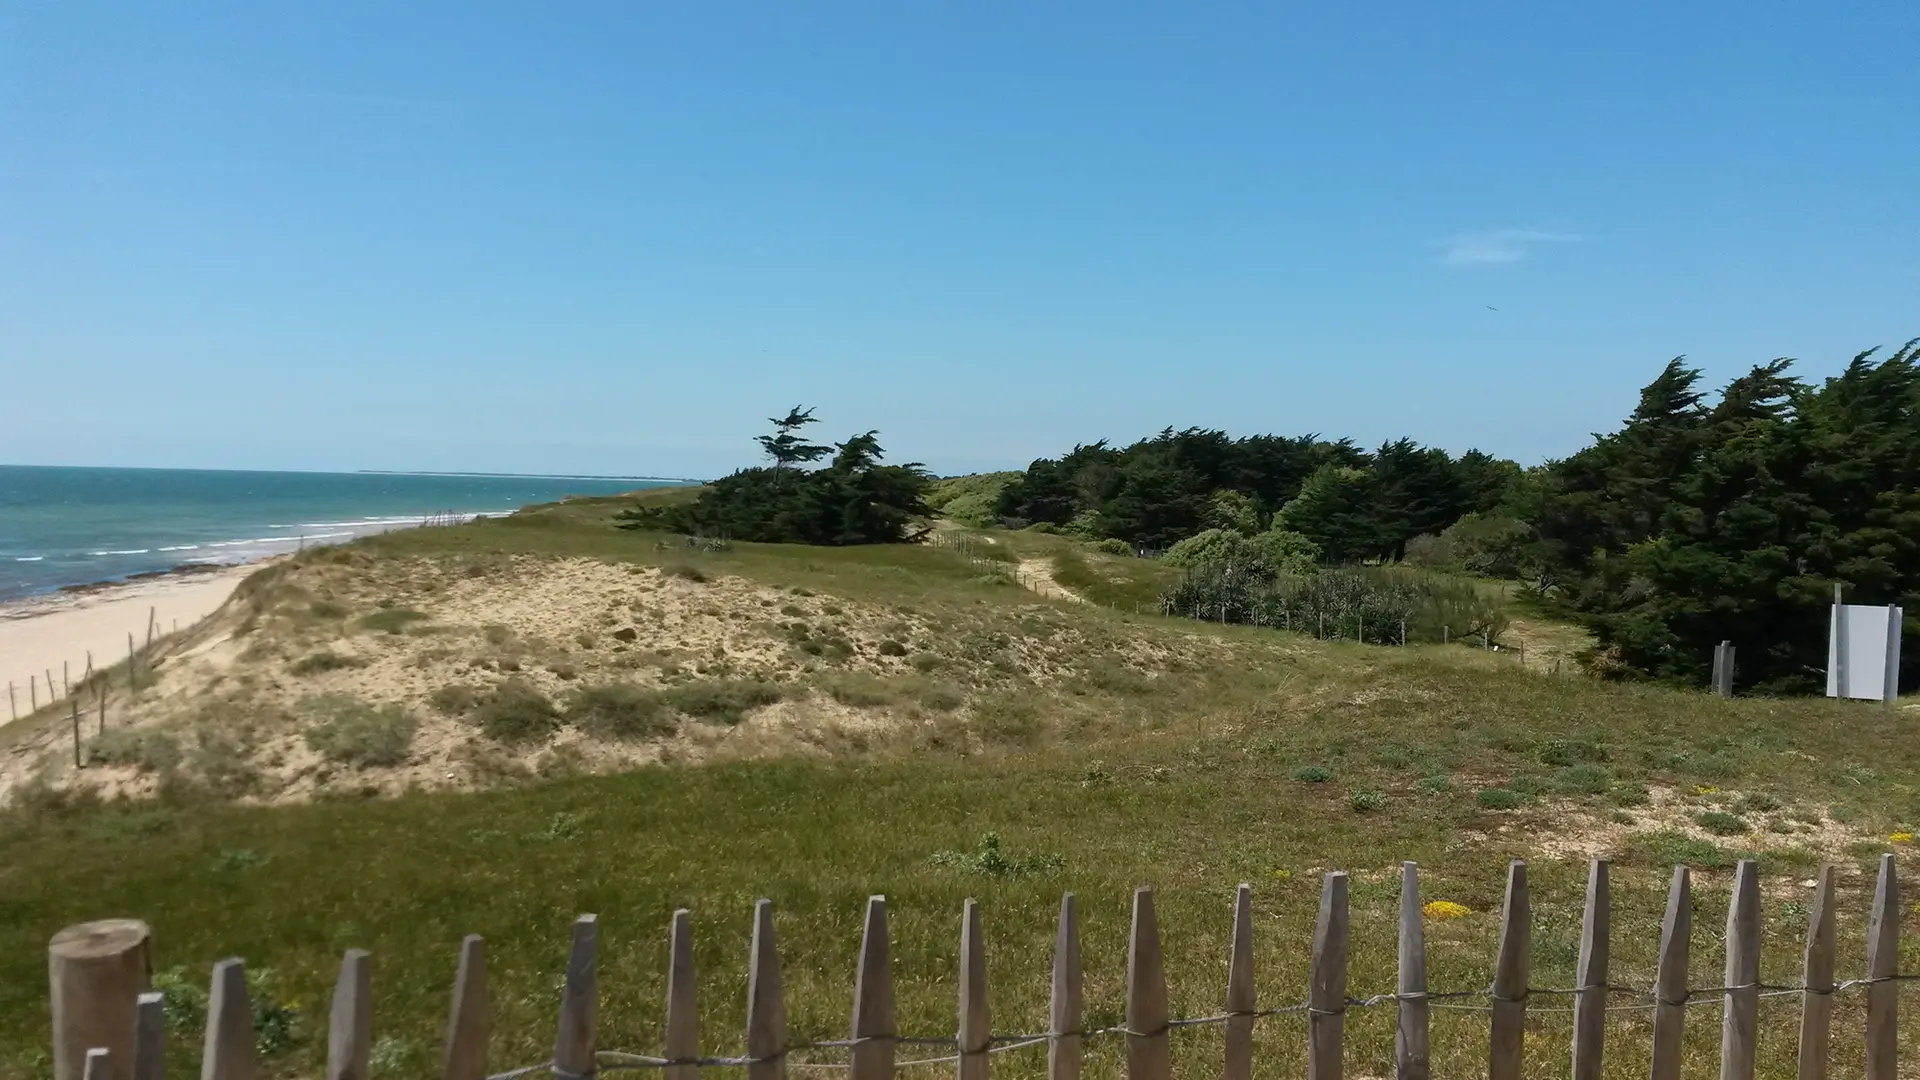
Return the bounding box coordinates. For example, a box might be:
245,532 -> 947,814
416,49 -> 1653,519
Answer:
0,465 -> 683,602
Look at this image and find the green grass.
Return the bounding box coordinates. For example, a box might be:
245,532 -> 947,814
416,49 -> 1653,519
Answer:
9,506 -> 1920,1077
926,472 -> 1020,527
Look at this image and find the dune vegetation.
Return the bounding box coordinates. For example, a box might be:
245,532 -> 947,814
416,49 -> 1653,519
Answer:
1,479 -> 1917,1078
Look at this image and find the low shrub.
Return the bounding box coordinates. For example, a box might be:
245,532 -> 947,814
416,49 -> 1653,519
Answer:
475,680 -> 562,743
357,608 -> 430,634
877,639 -> 909,657
565,683 -> 673,739
1291,764 -> 1336,783
1350,790 -> 1388,812
429,685 -> 481,715
86,729 -> 184,774
1416,774 -> 1453,795
288,651 -> 366,676
663,564 -> 709,583
661,680 -> 783,724
300,695 -> 418,767
1697,811 -> 1750,836
1476,788 -> 1525,810
1093,538 -> 1132,556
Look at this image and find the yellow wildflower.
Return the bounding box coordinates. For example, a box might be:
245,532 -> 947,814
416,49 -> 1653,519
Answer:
1423,900 -> 1471,920
1269,868 -> 1293,881
1693,785 -> 1720,796
1891,832 -> 1914,844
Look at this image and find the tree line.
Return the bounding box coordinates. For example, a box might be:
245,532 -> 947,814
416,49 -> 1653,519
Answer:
995,338 -> 1920,693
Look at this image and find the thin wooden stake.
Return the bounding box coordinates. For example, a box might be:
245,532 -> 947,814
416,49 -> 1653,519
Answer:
71,694 -> 81,768
851,896 -> 895,1080
1649,866 -> 1692,1080
1224,884 -> 1255,1080
1571,859 -> 1611,1080
202,958 -> 256,1080
133,992 -> 163,1080
1866,854 -> 1899,1080
554,915 -> 598,1080
127,635 -> 136,691
958,899 -> 989,1080
1488,861 -> 1529,1080
1395,862 -> 1428,1080
327,949 -> 372,1080
1720,860 -> 1761,1080
665,910 -> 699,1080
745,899 -> 787,1080
1309,872 -> 1349,1080
1796,865 -> 1837,1080
1049,894 -> 1082,1080
1125,887 -> 1171,1080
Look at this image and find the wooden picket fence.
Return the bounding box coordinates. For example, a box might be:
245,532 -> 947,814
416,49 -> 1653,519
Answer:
70,854 -> 1912,1080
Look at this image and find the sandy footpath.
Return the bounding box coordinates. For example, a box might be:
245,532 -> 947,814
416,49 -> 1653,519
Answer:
0,563 -> 265,718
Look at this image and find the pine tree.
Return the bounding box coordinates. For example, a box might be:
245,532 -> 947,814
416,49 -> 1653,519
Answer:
755,407 -> 831,471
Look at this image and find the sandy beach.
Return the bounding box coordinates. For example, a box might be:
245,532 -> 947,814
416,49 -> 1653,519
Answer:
0,563 -> 265,720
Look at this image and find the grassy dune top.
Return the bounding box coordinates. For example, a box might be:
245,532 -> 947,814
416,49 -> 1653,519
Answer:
1,490 -> 1915,1077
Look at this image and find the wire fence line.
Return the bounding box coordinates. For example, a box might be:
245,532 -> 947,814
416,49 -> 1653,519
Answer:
51,854 -> 1914,1080
480,975 -> 1920,1077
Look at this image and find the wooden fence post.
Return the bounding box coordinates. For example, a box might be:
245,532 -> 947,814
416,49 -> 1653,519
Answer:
132,992 -> 163,1080
1866,854 -> 1899,1080
1125,887 -> 1171,1080
1224,884 -> 1255,1080
1395,862 -> 1428,1080
1571,859 -> 1610,1080
1650,866 -> 1692,1080
1721,860 -> 1761,1080
1310,872 -> 1350,1080
666,911 -> 699,1080
958,899 -> 989,1080
327,949 -> 372,1080
49,919 -> 152,1080
1049,894 -> 1082,1080
1488,862 -> 1529,1080
202,958 -> 256,1080
442,936 -> 488,1080
1796,865 -> 1837,1080
554,915 -> 599,1080
82,1049 -> 110,1080
746,899 -> 786,1080
851,896 -> 895,1080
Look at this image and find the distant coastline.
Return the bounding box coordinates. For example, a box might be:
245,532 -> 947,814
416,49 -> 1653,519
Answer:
358,470 -> 706,484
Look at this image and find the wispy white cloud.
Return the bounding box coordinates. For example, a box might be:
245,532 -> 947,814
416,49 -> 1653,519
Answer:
1440,228 -> 1583,267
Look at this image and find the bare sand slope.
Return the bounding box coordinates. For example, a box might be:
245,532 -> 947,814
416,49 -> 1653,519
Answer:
0,565 -> 264,718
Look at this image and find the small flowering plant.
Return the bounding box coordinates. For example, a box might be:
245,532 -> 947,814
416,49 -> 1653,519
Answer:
1423,900 -> 1471,920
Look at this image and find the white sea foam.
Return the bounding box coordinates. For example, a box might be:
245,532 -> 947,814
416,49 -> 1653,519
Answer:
88,549 -> 152,556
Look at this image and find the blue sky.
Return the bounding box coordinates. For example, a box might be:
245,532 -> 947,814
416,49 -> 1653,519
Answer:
3,2 -> 1915,479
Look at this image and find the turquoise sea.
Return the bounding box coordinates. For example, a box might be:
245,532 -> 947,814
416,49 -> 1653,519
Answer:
0,465 -> 685,603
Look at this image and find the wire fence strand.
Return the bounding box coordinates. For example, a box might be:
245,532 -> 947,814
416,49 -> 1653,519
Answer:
481,973 -> 1920,1077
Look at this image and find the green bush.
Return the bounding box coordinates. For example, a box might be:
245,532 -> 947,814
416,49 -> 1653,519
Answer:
299,695 -> 417,767
565,683 -> 673,739
86,729 -> 184,774
429,685 -> 481,715
288,651 -> 366,676
475,680 -> 562,743
1627,830 -> 1737,869
1093,538 -> 1132,556
357,608 -> 430,634
1416,774 -> 1453,795
1291,764 -> 1336,783
1349,790 -> 1388,812
661,680 -> 783,724
663,564 -> 709,583
1697,811 -> 1750,836
1554,764 -> 1613,794
877,639 -> 909,657
1476,788 -> 1525,810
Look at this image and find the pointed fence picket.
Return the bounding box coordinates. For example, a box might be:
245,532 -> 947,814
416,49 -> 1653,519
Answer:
77,855 -> 1920,1080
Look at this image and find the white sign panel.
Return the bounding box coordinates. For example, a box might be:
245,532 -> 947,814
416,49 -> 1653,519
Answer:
1827,603 -> 1903,702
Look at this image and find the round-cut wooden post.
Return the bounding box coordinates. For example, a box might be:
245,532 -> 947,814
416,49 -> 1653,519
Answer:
49,920 -> 152,1080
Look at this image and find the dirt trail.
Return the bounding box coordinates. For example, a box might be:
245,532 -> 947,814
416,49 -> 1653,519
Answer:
1016,556 -> 1085,604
